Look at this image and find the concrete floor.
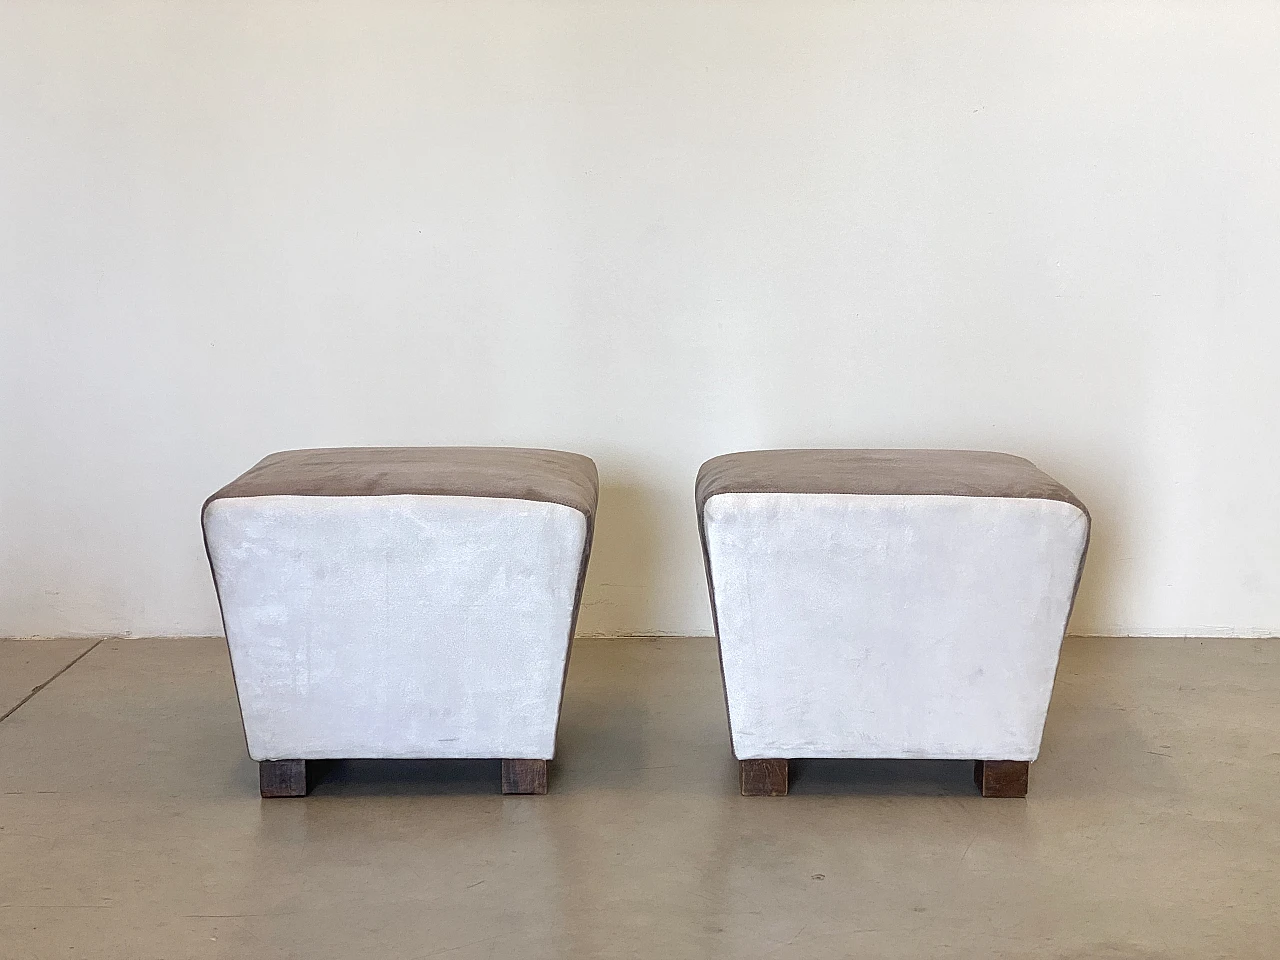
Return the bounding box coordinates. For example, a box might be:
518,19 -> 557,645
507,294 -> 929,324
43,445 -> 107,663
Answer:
0,637 -> 1277,959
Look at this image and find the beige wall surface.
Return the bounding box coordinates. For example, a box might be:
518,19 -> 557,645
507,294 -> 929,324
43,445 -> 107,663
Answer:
2,1 -> 1278,638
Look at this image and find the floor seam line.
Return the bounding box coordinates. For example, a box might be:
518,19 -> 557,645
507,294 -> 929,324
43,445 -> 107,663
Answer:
0,638 -> 106,725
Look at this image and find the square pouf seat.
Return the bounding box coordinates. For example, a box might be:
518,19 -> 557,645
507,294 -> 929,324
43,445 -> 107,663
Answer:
696,449 -> 1090,798
202,447 -> 597,797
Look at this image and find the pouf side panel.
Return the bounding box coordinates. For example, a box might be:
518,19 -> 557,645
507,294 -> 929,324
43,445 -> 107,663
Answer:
704,493 -> 1088,761
204,495 -> 587,761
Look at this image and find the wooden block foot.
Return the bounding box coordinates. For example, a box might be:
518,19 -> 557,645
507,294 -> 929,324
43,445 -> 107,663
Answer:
260,759 -> 308,798
975,760 -> 1029,798
501,759 -> 548,795
740,758 -> 789,797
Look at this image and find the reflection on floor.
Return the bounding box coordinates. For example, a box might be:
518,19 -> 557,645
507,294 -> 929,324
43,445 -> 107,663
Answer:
1,636 -> 1277,958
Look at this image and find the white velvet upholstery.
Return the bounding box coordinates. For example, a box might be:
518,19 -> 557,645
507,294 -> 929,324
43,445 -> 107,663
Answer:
703,493 -> 1089,761
204,494 -> 588,761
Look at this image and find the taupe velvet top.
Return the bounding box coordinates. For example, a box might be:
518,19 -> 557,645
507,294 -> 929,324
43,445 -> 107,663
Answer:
696,449 -> 1087,518
205,447 -> 599,520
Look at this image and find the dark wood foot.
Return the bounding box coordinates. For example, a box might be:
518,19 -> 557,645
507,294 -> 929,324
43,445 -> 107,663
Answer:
975,760 -> 1029,798
740,759 -> 789,797
260,759 -> 308,798
501,759 -> 548,795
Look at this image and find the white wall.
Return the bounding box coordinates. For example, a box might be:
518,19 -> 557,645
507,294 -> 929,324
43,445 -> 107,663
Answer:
2,1 -> 1278,639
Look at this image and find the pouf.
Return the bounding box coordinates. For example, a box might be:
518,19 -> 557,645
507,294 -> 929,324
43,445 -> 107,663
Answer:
696,449 -> 1090,798
202,447 -> 597,797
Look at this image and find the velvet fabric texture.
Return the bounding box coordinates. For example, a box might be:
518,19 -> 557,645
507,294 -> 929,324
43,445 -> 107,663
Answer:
697,450 -> 1090,762
207,446 -> 598,520
697,449 -> 1087,517
203,448 -> 597,762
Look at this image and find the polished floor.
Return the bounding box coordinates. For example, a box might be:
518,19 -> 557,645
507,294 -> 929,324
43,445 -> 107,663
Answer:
1,636 -> 1277,959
